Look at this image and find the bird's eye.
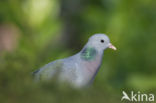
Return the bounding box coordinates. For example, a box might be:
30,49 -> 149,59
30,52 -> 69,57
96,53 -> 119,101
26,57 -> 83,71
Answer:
100,39 -> 104,43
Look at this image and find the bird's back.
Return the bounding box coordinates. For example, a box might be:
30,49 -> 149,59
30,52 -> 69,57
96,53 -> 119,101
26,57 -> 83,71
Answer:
33,60 -> 64,81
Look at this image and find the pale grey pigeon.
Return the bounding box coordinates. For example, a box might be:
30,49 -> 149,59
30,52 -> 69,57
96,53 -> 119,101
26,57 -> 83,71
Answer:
33,33 -> 116,88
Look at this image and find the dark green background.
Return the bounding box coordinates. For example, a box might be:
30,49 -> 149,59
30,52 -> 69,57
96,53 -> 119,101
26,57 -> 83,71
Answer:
0,0 -> 156,103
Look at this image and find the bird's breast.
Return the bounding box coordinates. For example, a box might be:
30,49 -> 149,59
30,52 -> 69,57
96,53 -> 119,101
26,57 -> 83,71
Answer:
80,55 -> 102,84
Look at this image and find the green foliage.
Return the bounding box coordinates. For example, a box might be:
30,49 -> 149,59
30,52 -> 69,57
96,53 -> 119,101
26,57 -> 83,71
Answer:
0,0 -> 156,103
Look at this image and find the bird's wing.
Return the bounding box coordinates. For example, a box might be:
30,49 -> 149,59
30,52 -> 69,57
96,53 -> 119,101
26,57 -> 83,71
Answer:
33,60 -> 63,81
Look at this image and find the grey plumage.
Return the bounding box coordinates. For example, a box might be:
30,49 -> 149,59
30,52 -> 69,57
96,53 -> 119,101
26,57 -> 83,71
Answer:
33,33 -> 116,88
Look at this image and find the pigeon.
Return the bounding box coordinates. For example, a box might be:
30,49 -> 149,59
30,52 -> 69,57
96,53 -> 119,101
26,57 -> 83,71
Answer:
33,33 -> 116,88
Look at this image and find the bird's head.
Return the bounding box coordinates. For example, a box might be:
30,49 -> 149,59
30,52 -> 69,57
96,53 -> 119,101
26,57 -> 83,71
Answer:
87,33 -> 117,52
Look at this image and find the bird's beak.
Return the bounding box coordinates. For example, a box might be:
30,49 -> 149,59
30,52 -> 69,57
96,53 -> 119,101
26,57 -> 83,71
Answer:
108,43 -> 117,50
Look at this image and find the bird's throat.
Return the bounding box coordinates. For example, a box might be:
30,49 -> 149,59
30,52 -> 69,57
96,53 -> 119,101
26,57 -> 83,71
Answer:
80,47 -> 97,61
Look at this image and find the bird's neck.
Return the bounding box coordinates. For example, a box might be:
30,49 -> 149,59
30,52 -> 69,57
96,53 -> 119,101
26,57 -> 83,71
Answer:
80,46 -> 97,61
80,47 -> 104,84
80,46 -> 104,62
83,52 -> 103,74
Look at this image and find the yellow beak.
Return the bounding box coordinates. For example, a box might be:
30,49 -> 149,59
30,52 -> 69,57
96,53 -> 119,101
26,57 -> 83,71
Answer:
108,43 -> 117,50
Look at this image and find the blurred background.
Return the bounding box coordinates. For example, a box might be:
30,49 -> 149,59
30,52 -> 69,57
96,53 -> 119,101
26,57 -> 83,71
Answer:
0,0 -> 156,103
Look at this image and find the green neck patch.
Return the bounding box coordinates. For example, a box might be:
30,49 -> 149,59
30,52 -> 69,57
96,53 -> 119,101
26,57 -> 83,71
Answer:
80,47 -> 97,61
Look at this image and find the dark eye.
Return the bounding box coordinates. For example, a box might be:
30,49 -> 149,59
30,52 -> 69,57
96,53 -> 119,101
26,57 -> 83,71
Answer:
101,39 -> 104,43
